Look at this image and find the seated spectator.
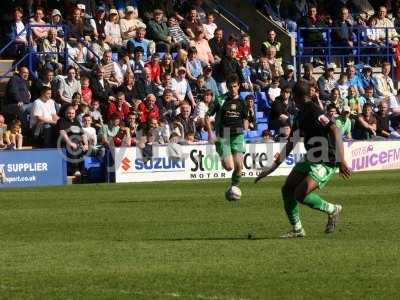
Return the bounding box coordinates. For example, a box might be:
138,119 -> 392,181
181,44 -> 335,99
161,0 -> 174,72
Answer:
92,6 -> 107,40
264,47 -> 283,78
31,69 -> 57,103
326,103 -> 338,119
327,88 -> 345,110
268,77 -> 282,103
274,123 -> 291,142
137,94 -> 160,128
174,101 -> 197,138
100,112 -> 121,147
30,86 -> 59,148
41,29 -> 64,74
168,16 -> 190,50
375,62 -> 400,113
335,106 -> 352,139
191,75 -> 207,104
100,50 -> 123,86
331,7 -> 354,64
353,103 -> 377,140
158,88 -> 179,124
204,65 -> 220,99
261,30 -> 281,61
375,6 -> 399,47
56,104 -> 88,176
145,53 -> 162,85
4,66 -> 31,129
269,87 -> 294,131
136,68 -> 159,100
209,28 -> 225,63
363,85 -> 379,111
7,7 -> 28,59
160,53 -> 175,76
360,65 -> 377,93
80,76 -> 93,106
237,33 -> 253,62
252,56 -> 272,92
240,57 -> 253,91
50,9 -> 65,38
106,92 -> 131,122
67,7 -> 94,45
190,26 -> 214,65
147,9 -> 172,53
0,115 -> 8,149
336,73 -> 349,99
104,9 -> 123,51
317,63 -> 337,103
279,65 -> 296,90
194,89 -> 213,128
171,67 -> 195,106
310,85 -> 324,110
90,100 -> 104,132
300,63 -> 317,87
124,112 -> 138,146
186,47 -> 206,81
59,66 -> 82,105
345,86 -> 363,118
117,51 -> 133,77
117,72 -> 140,106
203,13 -> 217,40
157,73 -> 174,97
346,65 -> 364,95
81,114 -> 98,151
127,28 -> 152,61
173,49 -> 189,76
30,7 -> 48,50
90,65 -> 114,106
4,119 -> 23,150
148,118 -> 169,145
182,7 -> 202,40
130,46 -> 145,80
216,47 -> 244,93
91,36 -> 111,59
375,100 -> 391,138
120,6 -> 146,46
244,94 -> 256,130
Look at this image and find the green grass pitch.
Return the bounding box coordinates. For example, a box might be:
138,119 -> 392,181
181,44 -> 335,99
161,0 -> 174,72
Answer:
1,170 -> 400,299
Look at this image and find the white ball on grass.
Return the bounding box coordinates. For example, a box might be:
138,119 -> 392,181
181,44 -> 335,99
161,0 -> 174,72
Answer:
225,185 -> 242,201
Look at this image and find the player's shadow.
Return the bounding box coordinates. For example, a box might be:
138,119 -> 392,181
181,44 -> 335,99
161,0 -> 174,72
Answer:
143,236 -> 278,241
100,199 -> 190,204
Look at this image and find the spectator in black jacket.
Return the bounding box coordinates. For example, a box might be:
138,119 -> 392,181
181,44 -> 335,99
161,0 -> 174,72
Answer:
31,69 -> 58,103
157,88 -> 179,124
279,65 -> 296,90
375,100 -> 391,138
90,65 -> 114,108
331,7 -> 354,61
215,47 -> 244,93
209,28 -> 225,63
4,66 -> 31,128
135,67 -> 159,100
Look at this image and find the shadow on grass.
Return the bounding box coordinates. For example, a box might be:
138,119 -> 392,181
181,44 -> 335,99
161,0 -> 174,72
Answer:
143,236 -> 280,241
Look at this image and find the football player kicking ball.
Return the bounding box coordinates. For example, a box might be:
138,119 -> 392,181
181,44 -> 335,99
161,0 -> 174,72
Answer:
205,74 -> 249,200
255,82 -> 351,238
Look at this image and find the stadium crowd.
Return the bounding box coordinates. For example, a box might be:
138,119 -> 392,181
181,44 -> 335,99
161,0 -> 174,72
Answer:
1,0 -> 400,176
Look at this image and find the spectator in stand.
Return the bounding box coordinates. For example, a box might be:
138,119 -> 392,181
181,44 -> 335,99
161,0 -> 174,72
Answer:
30,7 -> 48,50
180,0 -> 207,23
67,7 -> 94,45
300,63 -> 317,87
100,50 -> 123,86
285,0 -> 309,32
244,94 -> 256,130
216,47 -> 245,94
56,104 -> 88,176
59,66 -> 82,105
30,86 -> 59,148
130,46 -> 145,80
125,112 -> 138,146
90,100 -> 103,132
4,66 -> 31,129
191,75 -> 207,104
203,12 -> 217,40
147,9 -> 172,53
203,65 -> 219,99
335,105 -> 352,139
104,9 -> 123,51
93,6 -> 107,40
127,27 -> 151,61
237,33 -> 253,62
31,69 -> 57,103
182,7 -> 202,40
167,16 -> 190,50
194,89 -> 213,127
360,65 -> 377,93
157,72 -> 174,97
317,63 -> 337,103
4,119 -> 23,150
265,47 -> 283,78
145,53 -> 162,85
137,94 -> 160,128
346,65 -> 364,94
50,9 -> 65,38
106,92 -> 130,122
209,28 -> 225,63
268,77 -> 282,103
81,114 -> 98,151
8,7 -> 28,59
91,35 -> 111,59
117,51 -> 133,77
90,65 -> 114,107
331,7 -> 354,64
120,6 -> 146,46
298,5 -> 326,66
353,103 -> 377,139
174,101 -> 197,138
252,56 -> 272,92
160,53 -> 175,76
240,57 -> 253,91
279,65 -> 296,90
269,87 -> 293,132
345,85 -> 363,118
117,72 -> 140,106
328,87 -> 345,109
80,76 -> 93,106
41,29 -> 64,74
186,47 -> 206,81
336,73 -> 350,99
375,100 -> 391,138
173,49 -> 189,76
171,66 -> 196,106
100,112 -> 121,147
157,88 -> 179,124
0,115 -> 7,149
363,85 -> 379,110
375,6 -> 399,47
189,26 -> 214,65
261,30 -> 281,61
375,62 -> 400,113
136,67 -> 159,100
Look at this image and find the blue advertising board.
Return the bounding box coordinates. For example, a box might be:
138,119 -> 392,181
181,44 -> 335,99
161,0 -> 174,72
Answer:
0,149 -> 67,188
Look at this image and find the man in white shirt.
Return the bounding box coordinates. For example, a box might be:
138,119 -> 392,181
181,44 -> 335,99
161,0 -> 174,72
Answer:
171,67 -> 195,107
30,86 -> 59,147
374,62 -> 400,113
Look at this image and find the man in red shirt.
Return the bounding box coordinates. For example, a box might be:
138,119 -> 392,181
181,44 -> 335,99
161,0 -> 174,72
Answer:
106,92 -> 131,122
144,53 -> 161,85
137,93 -> 160,127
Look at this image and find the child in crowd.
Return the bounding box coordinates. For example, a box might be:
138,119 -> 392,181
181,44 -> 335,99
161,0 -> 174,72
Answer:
268,77 -> 281,103
0,114 -> 7,149
4,120 -> 23,149
253,57 -> 271,92
203,13 -> 217,40
160,53 -> 174,75
191,75 -> 207,104
186,47 -> 205,81
81,114 -> 97,148
240,57 -> 253,91
345,86 -> 363,118
77,103 -> 90,125
81,76 -> 93,106
238,34 -> 253,62
245,94 -> 256,130
167,132 -> 183,160
90,100 -> 104,133
336,73 -> 350,99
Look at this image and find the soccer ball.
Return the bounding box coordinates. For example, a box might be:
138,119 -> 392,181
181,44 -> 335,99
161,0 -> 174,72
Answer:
225,186 -> 242,201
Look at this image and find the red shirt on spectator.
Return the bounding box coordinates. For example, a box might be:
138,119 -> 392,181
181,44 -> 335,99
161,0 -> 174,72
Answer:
237,44 -> 251,60
81,86 -> 93,106
137,101 -> 160,125
144,61 -> 161,83
107,101 -> 131,121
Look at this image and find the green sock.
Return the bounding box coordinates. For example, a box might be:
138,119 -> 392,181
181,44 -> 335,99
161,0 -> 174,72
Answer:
231,172 -> 241,186
303,193 -> 335,214
282,189 -> 300,226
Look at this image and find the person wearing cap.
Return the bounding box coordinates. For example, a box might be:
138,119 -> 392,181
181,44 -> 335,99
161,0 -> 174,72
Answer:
120,6 -> 146,45
104,8 -> 123,51
335,105 -> 352,139
317,63 -> 337,102
127,27 -> 151,61
93,6 -> 107,40
76,0 -> 96,19
171,66 -> 196,106
50,9 -> 65,38
147,9 -> 172,53
204,65 -> 219,99
279,65 -> 296,90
